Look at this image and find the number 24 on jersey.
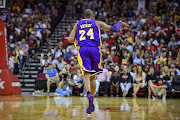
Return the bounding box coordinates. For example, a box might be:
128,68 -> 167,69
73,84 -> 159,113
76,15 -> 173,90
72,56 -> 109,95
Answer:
79,28 -> 94,41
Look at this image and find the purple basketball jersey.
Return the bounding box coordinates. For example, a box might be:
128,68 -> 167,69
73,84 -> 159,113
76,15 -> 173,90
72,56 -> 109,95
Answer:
75,19 -> 101,47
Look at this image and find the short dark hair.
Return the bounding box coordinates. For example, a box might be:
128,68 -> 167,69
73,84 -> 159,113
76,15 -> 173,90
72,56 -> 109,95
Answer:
158,78 -> 163,82
84,9 -> 93,19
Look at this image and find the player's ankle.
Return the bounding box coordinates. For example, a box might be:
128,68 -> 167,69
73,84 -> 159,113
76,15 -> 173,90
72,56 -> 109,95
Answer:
87,91 -> 91,94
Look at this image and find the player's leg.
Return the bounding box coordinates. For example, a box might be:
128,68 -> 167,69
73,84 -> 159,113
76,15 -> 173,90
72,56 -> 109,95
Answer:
90,75 -> 96,97
77,49 -> 95,113
83,71 -> 91,94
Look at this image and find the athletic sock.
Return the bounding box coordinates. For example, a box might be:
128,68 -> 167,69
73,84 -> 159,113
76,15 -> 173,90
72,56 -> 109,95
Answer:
87,91 -> 91,95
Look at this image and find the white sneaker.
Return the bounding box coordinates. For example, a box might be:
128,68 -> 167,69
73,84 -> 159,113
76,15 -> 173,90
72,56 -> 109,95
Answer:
152,96 -> 156,100
54,93 -> 60,96
162,97 -> 166,100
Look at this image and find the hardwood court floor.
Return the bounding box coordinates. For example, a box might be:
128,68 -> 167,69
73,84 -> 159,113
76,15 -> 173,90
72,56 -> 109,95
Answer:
0,95 -> 180,120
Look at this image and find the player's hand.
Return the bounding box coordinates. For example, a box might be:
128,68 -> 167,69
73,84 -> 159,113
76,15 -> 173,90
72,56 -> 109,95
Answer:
121,22 -> 129,29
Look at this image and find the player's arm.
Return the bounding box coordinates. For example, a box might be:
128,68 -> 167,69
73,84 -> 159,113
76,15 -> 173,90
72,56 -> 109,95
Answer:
68,24 -> 77,43
96,21 -> 128,32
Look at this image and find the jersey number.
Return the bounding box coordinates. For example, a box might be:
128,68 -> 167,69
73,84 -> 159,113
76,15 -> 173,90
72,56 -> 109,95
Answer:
79,28 -> 94,41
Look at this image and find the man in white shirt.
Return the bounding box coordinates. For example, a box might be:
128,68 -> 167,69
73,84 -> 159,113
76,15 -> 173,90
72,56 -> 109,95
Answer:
96,68 -> 111,96
133,53 -> 144,65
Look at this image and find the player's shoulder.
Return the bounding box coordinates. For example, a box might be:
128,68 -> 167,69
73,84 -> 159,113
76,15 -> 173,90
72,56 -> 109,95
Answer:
95,20 -> 104,27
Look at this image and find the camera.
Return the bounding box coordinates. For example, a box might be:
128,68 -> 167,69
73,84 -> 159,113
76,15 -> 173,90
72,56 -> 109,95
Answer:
62,73 -> 68,79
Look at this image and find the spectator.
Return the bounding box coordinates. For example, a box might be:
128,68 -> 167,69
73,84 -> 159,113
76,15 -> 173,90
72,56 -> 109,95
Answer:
74,0 -> 83,19
45,64 -> 60,93
146,67 -> 157,98
144,53 -> 153,65
65,64 -> 71,73
9,55 -> 14,73
96,68 -> 111,96
20,39 -> 29,62
64,47 -> 74,59
160,66 -> 175,93
133,66 -> 146,97
42,61 -> 49,73
56,56 -> 67,71
111,51 -> 119,63
169,62 -> 180,75
40,52 -> 51,68
152,78 -> 167,100
156,50 -> 168,65
119,65 -> 133,97
121,49 -> 131,66
110,71 -> 120,97
73,69 -> 84,95
11,50 -> 19,74
70,60 -> 77,73
56,73 -> 74,96
133,53 -> 145,65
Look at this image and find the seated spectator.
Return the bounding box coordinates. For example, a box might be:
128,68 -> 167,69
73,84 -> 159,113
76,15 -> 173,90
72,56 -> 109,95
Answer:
133,66 -> 146,97
144,65 -> 150,75
65,64 -> 71,73
56,56 -> 67,71
146,67 -> 157,98
52,63 -> 60,72
96,68 -> 111,96
160,66 -> 175,93
111,50 -> 119,63
64,47 -> 74,59
156,50 -> 168,65
119,65 -> 133,97
70,60 -> 77,73
110,71 -> 120,97
144,53 -> 153,65
121,49 -> 131,66
152,78 -> 167,100
133,53 -> 145,65
56,73 -> 74,96
45,64 -> 60,93
169,62 -> 180,75
73,70 -> 83,93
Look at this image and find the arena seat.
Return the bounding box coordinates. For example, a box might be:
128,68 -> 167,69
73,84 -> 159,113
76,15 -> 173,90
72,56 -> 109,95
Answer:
73,87 -> 81,96
173,75 -> 180,92
64,59 -> 71,64
35,73 -> 57,92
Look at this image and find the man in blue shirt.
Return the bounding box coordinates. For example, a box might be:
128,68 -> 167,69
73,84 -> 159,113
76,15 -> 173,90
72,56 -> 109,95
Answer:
45,64 -> 59,92
63,47 -> 74,59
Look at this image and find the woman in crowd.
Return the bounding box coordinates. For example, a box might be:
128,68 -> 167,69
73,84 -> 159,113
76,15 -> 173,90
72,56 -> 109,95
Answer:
73,69 -> 84,95
160,66 -> 175,93
146,67 -> 157,98
133,66 -> 146,97
11,50 -> 20,74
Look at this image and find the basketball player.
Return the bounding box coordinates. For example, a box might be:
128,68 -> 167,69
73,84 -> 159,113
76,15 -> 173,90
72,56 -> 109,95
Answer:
68,9 -> 128,114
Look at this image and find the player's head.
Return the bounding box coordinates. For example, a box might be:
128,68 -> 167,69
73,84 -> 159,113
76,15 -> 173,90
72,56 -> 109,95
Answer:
84,9 -> 94,19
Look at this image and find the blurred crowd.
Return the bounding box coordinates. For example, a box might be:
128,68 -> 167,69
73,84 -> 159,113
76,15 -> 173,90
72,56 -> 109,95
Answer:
41,0 -> 180,99
2,0 -> 180,98
0,0 -> 67,74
